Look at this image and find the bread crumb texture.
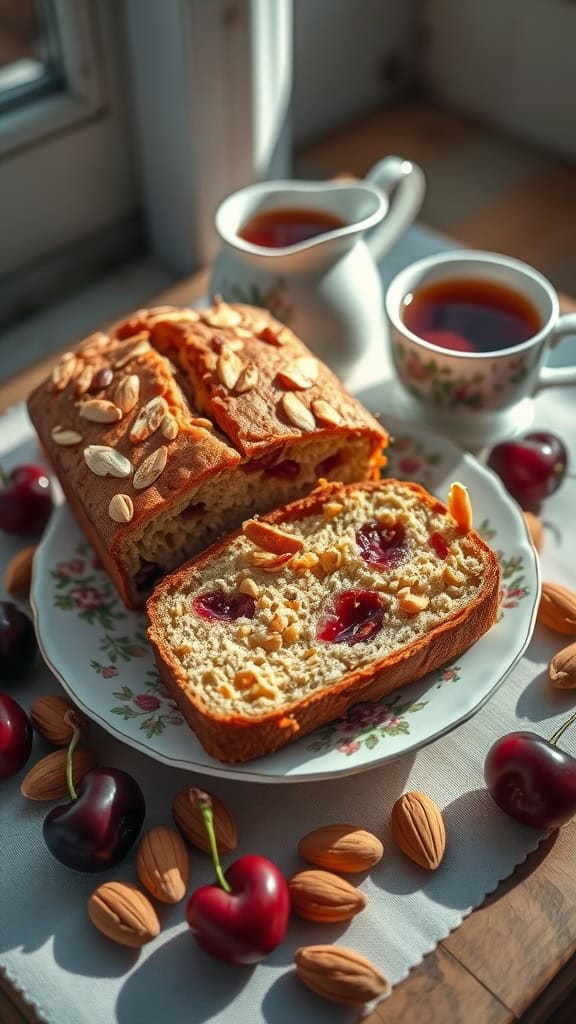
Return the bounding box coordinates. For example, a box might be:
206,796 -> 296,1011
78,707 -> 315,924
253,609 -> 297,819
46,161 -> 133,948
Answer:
154,482 -> 486,718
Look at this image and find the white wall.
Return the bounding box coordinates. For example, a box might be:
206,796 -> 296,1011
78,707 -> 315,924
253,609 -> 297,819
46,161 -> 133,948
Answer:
422,0 -> 576,158
292,0 -> 415,147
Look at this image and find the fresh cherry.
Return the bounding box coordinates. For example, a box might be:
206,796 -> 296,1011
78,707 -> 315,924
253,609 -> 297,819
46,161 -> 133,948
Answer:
356,520 -> 408,569
185,790 -> 290,964
43,717 -> 145,870
317,589 -> 385,645
487,431 -> 568,510
0,601 -> 37,679
0,694 -> 33,780
484,711 -> 576,829
192,589 -> 256,622
0,464 -> 53,535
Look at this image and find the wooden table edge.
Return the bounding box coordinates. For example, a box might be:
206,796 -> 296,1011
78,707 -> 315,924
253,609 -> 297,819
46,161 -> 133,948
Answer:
1,266 -> 576,1024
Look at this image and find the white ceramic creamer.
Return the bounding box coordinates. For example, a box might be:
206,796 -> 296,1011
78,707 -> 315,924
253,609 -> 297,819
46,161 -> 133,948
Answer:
210,157 -> 425,375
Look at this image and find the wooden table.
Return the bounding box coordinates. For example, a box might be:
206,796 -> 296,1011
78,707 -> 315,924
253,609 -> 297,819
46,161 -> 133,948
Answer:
1,269 -> 575,1024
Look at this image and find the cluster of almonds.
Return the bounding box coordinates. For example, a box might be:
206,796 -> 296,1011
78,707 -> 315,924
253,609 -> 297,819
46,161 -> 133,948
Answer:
524,511 -> 576,691
20,695 -> 96,801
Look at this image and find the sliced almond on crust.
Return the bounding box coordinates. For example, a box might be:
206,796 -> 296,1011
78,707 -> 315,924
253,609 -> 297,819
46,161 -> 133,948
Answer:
189,416 -> 214,431
281,392 -> 316,432
113,374 -> 140,414
202,302 -> 242,328
51,426 -> 83,446
277,363 -> 316,391
78,332 -> 110,358
109,493 -> 134,523
84,445 -> 132,478
74,364 -> 94,397
133,446 -> 168,490
234,362 -> 259,394
129,396 -> 169,443
161,414 -> 179,440
79,399 -> 123,423
216,348 -> 243,390
113,337 -> 151,369
243,519 -> 304,555
312,399 -> 343,426
51,353 -> 78,391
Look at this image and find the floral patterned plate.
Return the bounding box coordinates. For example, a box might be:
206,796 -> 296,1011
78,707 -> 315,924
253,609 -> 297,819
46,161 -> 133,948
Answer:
31,416 -> 540,783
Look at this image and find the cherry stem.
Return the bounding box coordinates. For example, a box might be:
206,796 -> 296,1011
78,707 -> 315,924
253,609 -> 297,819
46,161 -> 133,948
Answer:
0,465 -> 8,486
190,788 -> 232,894
549,709 -> 576,748
64,711 -> 82,801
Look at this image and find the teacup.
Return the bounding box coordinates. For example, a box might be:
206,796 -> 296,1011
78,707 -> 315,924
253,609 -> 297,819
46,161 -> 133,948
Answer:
385,250 -> 576,448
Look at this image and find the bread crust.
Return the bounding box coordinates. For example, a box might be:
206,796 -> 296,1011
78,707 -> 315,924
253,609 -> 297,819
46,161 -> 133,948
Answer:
27,303 -> 387,607
147,480 -> 501,763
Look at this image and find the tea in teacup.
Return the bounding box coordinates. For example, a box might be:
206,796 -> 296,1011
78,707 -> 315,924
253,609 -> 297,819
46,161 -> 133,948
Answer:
401,278 -> 541,354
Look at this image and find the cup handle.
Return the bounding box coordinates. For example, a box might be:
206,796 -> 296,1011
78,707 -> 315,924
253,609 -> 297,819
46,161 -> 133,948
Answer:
364,156 -> 426,263
536,312 -> 576,390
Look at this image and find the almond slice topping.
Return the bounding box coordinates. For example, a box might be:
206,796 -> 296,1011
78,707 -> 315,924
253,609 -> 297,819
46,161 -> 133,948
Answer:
129,396 -> 169,443
51,426 -> 83,446
51,353 -> 78,391
243,519 -> 304,555
216,348 -> 243,390
447,481 -> 473,532
133,446 -> 168,490
113,337 -> 151,369
74,364 -> 94,397
113,374 -> 140,414
202,302 -> 242,328
281,392 -> 316,432
78,332 -> 110,358
84,445 -> 132,478
78,399 -> 123,424
276,363 -> 316,391
108,493 -> 134,523
190,417 -> 214,431
161,414 -> 179,440
234,362 -> 259,394
312,399 -> 343,426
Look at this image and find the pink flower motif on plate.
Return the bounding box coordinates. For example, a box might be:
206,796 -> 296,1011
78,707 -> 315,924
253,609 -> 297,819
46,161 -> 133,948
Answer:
71,586 -> 104,612
101,665 -> 118,679
337,740 -> 361,756
134,694 -> 161,712
55,559 -> 84,579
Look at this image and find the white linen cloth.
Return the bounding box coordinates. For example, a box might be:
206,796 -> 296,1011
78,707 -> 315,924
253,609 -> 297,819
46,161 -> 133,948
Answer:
2,227 -> 576,1024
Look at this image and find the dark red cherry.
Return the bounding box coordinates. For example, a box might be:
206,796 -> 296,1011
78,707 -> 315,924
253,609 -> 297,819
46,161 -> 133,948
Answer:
0,464 -> 53,535
182,501 -> 206,519
429,531 -> 449,559
317,589 -> 385,645
241,451 -> 280,474
0,601 -> 37,679
0,694 -> 33,780
487,431 -> 568,509
88,366 -> 114,392
43,767 -> 146,871
316,452 -> 342,476
356,520 -> 408,569
192,589 -> 256,622
485,727 -> 576,830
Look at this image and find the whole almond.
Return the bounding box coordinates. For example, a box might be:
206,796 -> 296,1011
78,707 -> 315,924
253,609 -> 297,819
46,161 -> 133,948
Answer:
294,945 -> 390,1006
51,426 -> 84,446
217,348 -> 243,389
549,641 -> 576,689
108,493 -> 134,524
133,446 -> 168,490
84,445 -> 132,479
20,747 -> 98,801
234,362 -> 259,394
172,787 -> 237,854
113,374 -> 140,414
523,511 -> 544,552
136,826 -> 190,903
538,581 -> 576,635
297,824 -> 383,873
4,545 -> 36,599
281,392 -> 316,432
390,791 -> 446,870
88,881 -> 160,948
289,870 -> 367,923
129,396 -> 169,443
78,399 -> 122,423
30,695 -> 86,745
311,399 -> 343,427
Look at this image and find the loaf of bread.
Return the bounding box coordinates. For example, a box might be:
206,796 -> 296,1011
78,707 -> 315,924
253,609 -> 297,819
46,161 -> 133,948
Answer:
147,478 -> 501,763
27,302 -> 387,608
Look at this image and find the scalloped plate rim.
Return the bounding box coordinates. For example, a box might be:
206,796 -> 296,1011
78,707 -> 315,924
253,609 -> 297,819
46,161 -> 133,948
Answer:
30,415 -> 541,783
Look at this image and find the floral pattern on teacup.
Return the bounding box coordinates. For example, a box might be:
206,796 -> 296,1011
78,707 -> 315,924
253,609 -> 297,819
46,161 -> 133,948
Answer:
392,339 -> 532,412
220,276 -> 293,324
